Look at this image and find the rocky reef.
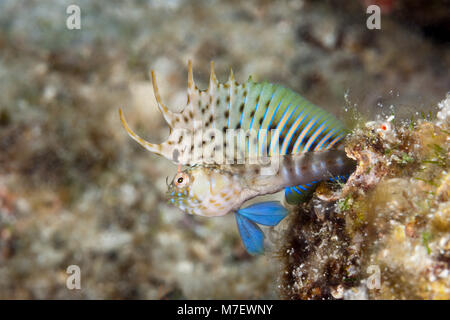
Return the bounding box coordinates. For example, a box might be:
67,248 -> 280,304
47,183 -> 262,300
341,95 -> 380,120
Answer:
0,0 -> 448,299
281,95 -> 450,300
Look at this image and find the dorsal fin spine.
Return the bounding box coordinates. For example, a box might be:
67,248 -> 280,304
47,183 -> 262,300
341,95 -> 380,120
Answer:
208,61 -> 218,92
121,61 -> 348,166
151,70 -> 175,128
187,60 -> 196,92
119,109 -> 162,155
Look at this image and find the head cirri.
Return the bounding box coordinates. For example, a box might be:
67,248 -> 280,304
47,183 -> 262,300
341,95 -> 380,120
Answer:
166,166 -> 243,217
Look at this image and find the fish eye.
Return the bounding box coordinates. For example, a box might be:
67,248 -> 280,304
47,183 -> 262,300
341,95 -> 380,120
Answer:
174,172 -> 189,188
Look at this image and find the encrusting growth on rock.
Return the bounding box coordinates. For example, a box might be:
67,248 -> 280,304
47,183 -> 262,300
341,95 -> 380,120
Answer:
281,95 -> 450,300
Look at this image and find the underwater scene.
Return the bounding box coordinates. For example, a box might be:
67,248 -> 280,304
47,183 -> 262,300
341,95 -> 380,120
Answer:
0,0 -> 449,300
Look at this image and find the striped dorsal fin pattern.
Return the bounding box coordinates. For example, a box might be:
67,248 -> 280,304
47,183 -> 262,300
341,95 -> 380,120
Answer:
120,61 -> 347,167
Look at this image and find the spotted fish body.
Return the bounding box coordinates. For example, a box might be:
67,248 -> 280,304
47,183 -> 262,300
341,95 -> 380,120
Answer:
168,165 -> 243,217
167,149 -> 355,217
120,61 -> 355,254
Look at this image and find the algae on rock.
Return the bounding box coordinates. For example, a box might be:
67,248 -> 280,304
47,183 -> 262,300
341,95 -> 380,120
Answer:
281,95 -> 450,300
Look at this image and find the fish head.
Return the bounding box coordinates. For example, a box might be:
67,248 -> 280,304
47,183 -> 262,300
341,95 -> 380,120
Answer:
166,165 -> 243,217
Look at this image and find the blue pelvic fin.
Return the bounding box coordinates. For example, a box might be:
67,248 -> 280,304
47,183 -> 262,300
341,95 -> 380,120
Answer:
237,201 -> 288,226
235,213 -> 265,255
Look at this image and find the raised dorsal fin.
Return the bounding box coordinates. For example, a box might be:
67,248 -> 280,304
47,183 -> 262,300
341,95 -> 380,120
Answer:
120,61 -> 348,165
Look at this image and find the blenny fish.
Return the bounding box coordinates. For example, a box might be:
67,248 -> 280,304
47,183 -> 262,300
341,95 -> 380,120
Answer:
119,61 -> 355,255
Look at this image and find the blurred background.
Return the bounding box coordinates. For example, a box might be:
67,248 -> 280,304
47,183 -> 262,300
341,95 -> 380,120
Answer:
0,0 -> 449,299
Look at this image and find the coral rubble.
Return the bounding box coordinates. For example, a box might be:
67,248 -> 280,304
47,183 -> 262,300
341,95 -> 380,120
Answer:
281,95 -> 450,300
